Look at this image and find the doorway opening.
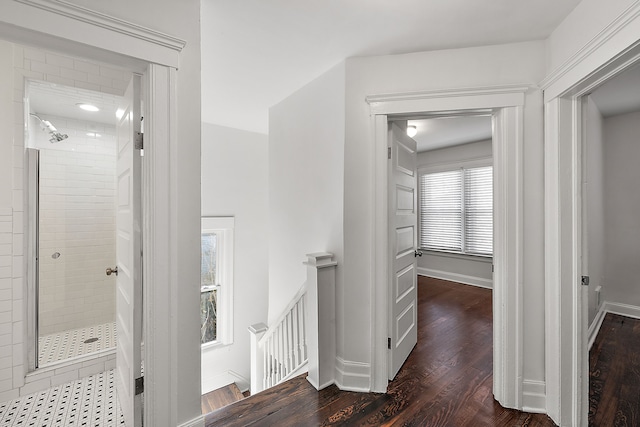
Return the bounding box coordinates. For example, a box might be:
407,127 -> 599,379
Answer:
543,39 -> 640,426
579,61 -> 640,424
386,114 -> 494,379
369,85 -> 526,411
26,79 -> 124,370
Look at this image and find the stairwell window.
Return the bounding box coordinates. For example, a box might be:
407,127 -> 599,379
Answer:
201,217 -> 234,347
419,163 -> 493,256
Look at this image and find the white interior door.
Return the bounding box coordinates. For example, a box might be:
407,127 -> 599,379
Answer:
388,122 -> 418,380
115,74 -> 143,427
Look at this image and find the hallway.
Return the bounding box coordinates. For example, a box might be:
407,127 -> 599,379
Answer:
205,277 -> 555,426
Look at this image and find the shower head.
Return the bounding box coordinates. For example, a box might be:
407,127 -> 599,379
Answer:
49,132 -> 68,143
30,114 -> 69,143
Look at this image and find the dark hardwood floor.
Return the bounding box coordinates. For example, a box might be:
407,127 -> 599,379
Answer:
205,277 -> 556,426
589,313 -> 640,426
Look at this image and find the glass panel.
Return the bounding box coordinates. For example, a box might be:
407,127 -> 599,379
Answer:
201,232 -> 218,343
200,289 -> 217,343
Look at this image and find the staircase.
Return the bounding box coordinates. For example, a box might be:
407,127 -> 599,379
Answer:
200,382 -> 245,414
249,253 -> 337,395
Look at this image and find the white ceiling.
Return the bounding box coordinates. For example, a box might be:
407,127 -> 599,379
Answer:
409,116 -> 492,152
590,62 -> 640,117
28,80 -> 122,126
201,0 -> 582,134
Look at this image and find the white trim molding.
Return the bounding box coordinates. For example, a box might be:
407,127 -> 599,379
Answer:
588,307 -> 607,351
334,357 -> 370,393
588,302 -> 640,350
602,301 -> 640,320
2,0 -> 185,68
542,2 -> 640,100
417,269 -> 492,289
368,85 -> 528,412
522,380 -> 546,414
15,0 -> 186,51
543,12 -> 640,421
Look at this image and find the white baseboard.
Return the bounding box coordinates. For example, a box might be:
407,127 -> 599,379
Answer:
602,301 -> 640,320
201,370 -> 250,395
417,267 -> 493,289
334,357 -> 370,392
178,415 -> 205,427
588,306 -> 607,351
522,380 -> 546,413
588,301 -> 640,350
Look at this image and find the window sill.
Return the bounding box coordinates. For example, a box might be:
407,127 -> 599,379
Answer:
201,339 -> 233,351
421,249 -> 493,263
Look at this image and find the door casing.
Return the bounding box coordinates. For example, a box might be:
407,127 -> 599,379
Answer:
367,85 -> 527,411
543,38 -> 640,427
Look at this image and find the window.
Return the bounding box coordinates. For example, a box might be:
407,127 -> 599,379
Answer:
419,165 -> 493,256
201,217 -> 234,346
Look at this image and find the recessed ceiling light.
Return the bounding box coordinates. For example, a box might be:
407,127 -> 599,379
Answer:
77,103 -> 100,112
407,125 -> 417,137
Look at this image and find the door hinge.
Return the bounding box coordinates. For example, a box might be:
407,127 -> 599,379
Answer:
135,376 -> 144,395
581,276 -> 590,286
492,264 -> 494,273
387,147 -> 391,160
388,337 -> 391,349
135,132 -> 143,150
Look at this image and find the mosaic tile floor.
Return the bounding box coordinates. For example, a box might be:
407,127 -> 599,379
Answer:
0,370 -> 125,427
39,323 -> 116,366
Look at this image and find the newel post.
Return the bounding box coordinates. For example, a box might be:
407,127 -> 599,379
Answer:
304,252 -> 337,390
248,322 -> 268,395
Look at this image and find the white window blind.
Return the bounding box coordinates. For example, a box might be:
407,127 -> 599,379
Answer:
419,165 -> 493,256
464,166 -> 493,255
420,170 -> 463,252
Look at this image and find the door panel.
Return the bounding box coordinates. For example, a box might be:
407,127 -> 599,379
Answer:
388,122 -> 418,379
116,74 -> 142,427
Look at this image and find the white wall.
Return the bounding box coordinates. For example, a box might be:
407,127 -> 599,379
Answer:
200,123 -> 268,393
0,41 -> 12,210
268,62 -> 345,330
602,110 -> 640,308
417,139 -> 493,287
343,41 -> 546,383
584,97 -> 605,325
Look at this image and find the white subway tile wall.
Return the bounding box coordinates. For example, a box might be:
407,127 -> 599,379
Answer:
36,116 -> 116,336
3,42 -> 131,401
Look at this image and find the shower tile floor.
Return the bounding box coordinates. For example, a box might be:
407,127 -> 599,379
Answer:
0,370 -> 125,426
38,322 -> 117,366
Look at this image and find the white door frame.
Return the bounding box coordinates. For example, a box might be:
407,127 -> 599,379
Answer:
1,2 -> 187,426
367,85 -> 527,410
543,38 -> 640,427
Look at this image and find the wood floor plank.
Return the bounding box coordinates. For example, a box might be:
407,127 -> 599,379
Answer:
205,276 -> 557,426
589,313 -> 640,426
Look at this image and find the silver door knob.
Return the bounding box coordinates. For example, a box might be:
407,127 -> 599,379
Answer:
414,249 -> 423,257
106,266 -> 118,276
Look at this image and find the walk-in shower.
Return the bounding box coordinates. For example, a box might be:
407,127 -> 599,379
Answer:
26,80 -> 123,369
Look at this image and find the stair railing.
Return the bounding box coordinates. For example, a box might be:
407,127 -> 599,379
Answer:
249,252 -> 337,395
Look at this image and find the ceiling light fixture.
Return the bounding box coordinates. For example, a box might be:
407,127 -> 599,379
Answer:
77,103 -> 100,112
407,125 -> 417,138
115,108 -> 125,119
